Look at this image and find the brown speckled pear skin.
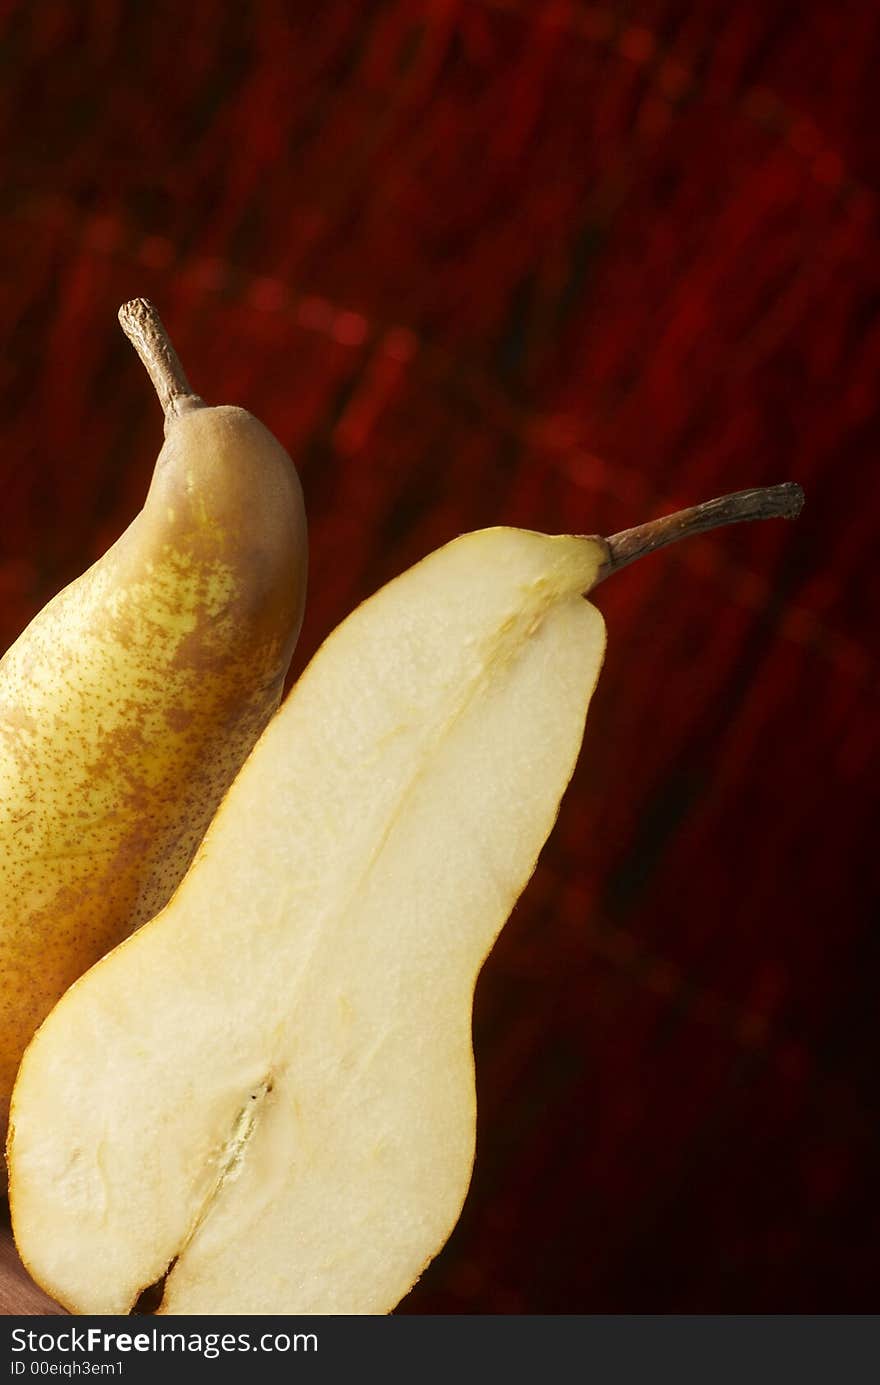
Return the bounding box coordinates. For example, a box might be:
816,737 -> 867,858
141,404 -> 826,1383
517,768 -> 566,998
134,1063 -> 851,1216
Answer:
0,390 -> 307,1171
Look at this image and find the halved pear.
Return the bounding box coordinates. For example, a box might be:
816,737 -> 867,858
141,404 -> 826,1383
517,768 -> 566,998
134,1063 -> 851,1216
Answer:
7,484 -> 803,1315
9,527 -> 604,1315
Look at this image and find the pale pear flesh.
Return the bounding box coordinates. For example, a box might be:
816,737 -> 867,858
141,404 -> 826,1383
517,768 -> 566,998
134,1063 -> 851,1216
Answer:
8,526 -> 605,1315
0,404 -> 307,1155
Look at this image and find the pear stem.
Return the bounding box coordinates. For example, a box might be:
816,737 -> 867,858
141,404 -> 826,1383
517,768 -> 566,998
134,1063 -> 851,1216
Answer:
118,298 -> 204,426
596,482 -> 804,582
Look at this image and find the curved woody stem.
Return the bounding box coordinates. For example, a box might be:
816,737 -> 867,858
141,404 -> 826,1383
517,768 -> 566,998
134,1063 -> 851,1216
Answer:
118,298 -> 204,428
595,482 -> 804,583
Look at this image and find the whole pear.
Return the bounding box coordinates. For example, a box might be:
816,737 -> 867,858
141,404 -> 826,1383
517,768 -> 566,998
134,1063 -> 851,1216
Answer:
0,300 -> 307,1167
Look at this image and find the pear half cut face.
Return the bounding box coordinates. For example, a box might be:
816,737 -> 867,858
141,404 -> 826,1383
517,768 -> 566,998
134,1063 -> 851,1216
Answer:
8,527 -> 605,1316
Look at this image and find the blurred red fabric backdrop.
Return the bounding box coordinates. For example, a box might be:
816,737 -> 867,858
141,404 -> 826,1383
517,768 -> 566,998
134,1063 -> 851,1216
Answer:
0,1 -> 877,1312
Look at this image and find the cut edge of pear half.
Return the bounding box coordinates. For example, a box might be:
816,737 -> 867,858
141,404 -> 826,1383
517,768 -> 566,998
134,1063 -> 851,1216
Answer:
8,525 -> 609,1317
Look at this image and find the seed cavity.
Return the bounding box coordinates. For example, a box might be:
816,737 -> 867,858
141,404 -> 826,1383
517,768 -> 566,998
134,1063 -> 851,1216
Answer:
214,1077 -> 274,1188
127,1076 -> 275,1316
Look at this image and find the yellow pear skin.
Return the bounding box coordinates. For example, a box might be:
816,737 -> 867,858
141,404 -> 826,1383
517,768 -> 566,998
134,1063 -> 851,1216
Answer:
7,485 -> 801,1315
0,300 -> 307,1166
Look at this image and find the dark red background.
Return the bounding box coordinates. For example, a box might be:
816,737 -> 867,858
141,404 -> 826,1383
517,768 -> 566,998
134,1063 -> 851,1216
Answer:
1,2 -> 877,1312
